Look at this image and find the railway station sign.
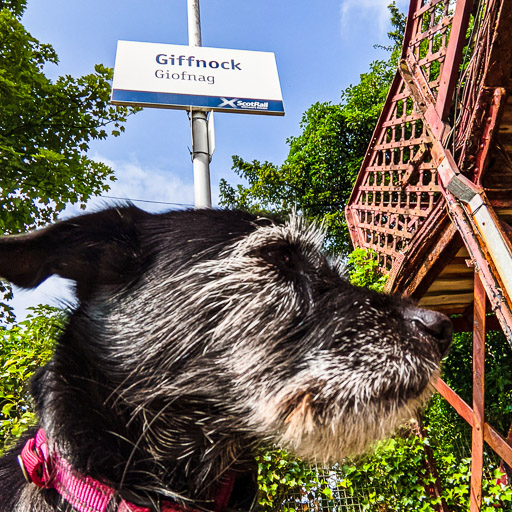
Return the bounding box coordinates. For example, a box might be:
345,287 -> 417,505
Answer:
111,41 -> 284,115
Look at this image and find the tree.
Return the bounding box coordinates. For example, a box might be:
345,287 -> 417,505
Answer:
219,4 -> 405,255
0,0 -> 137,236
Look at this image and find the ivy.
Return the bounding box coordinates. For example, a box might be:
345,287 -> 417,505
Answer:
257,427 -> 512,511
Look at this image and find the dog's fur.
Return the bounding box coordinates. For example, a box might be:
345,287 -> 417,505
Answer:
0,207 -> 451,511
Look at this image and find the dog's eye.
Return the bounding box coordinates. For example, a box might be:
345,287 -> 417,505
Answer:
268,248 -> 292,266
253,244 -> 297,272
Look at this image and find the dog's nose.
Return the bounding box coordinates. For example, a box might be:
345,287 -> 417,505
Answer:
404,307 -> 452,357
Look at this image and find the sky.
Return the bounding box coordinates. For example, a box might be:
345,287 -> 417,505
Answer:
11,0 -> 407,317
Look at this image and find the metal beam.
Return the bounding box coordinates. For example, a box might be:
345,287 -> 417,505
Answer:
187,0 -> 212,209
470,272 -> 486,511
434,378 -> 512,468
435,0 -> 475,120
398,57 -> 512,342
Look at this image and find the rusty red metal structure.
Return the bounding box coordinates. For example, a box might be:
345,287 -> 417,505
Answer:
346,0 -> 512,509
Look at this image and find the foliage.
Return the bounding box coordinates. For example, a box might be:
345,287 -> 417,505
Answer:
258,327 -> 512,511
219,4 -> 405,256
0,281 -> 14,326
425,329 -> 512,448
342,434 -> 441,512
0,0 -> 27,17
341,427 -> 512,511
0,1 -> 137,235
258,434 -> 445,512
429,454 -> 512,510
258,449 -> 330,512
0,305 -> 64,453
423,329 -> 512,511
347,248 -> 388,292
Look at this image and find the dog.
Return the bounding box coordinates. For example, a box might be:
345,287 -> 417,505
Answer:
0,206 -> 451,512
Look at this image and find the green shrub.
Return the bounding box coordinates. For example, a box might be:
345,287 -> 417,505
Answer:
0,305 -> 65,452
347,248 -> 388,292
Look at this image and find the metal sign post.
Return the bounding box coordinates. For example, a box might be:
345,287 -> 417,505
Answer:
111,2 -> 284,210
187,0 -> 211,208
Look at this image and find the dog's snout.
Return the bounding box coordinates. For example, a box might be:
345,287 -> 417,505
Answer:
404,307 -> 452,356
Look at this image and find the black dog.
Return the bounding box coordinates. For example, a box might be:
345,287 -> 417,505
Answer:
0,207 -> 451,512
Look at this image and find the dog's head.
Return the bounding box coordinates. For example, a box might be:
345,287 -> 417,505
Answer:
0,206 -> 450,489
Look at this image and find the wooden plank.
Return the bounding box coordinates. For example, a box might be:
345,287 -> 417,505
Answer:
434,379 -> 474,427
455,246 -> 470,257
435,260 -> 473,275
432,271 -> 475,282
425,278 -> 474,293
431,306 -> 471,316
484,424 -> 512,469
419,292 -> 474,307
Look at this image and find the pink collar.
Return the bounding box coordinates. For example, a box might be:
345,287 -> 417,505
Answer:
18,429 -> 234,512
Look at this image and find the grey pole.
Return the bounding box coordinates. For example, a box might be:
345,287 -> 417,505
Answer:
187,0 -> 212,208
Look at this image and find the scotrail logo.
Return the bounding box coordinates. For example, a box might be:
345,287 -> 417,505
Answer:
218,98 -> 269,111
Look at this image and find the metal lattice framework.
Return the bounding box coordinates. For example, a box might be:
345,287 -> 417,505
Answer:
346,0 -> 468,274
347,0 -> 512,509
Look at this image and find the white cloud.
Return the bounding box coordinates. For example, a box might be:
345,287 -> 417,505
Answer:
339,0 -> 407,38
64,155 -> 196,217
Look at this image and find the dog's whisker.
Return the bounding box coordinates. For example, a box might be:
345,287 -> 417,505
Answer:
119,400 -> 175,490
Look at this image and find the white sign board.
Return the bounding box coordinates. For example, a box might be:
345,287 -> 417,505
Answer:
111,41 -> 284,116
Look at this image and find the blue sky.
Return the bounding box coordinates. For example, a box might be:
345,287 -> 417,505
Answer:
12,0 -> 406,316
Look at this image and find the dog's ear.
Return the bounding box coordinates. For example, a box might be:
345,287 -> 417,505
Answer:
0,206 -> 146,298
